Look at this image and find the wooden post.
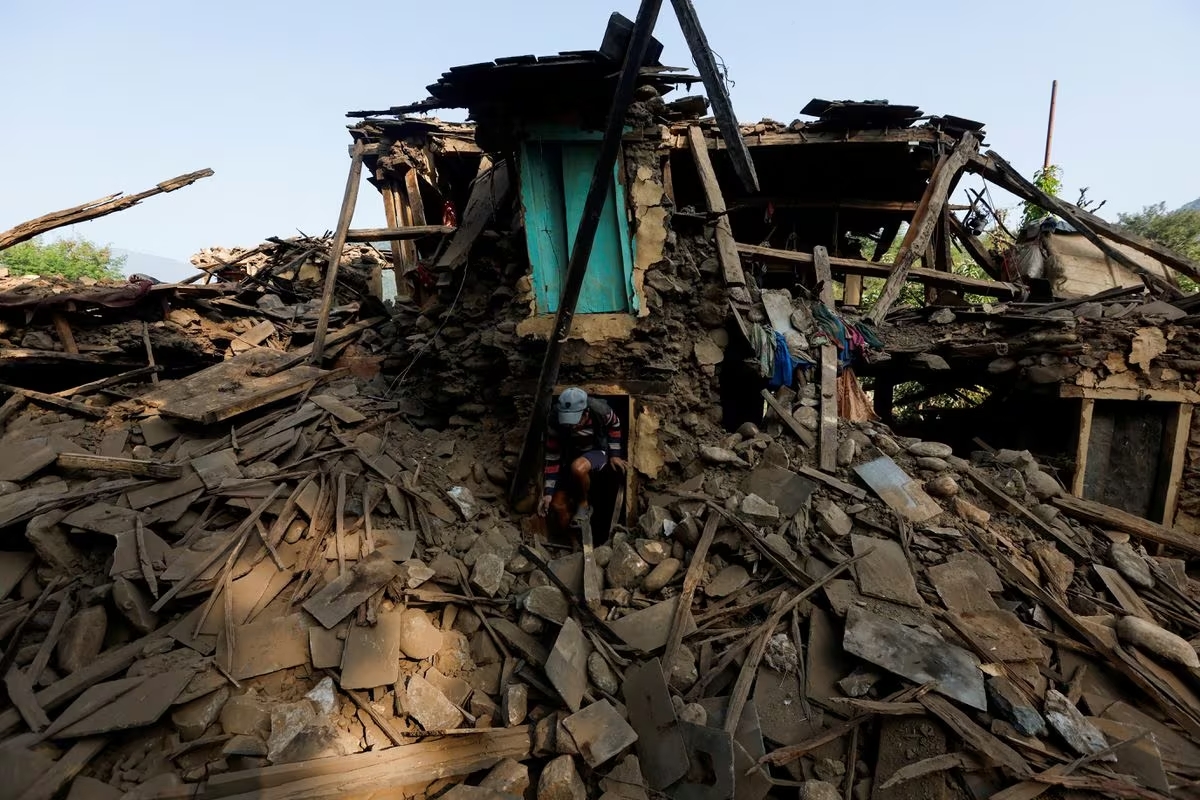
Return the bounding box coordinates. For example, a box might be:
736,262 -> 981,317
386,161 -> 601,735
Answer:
1156,403 -> 1192,528
687,125 -> 746,287
310,141 -> 365,364
868,132 -> 979,325
381,181 -> 407,298
670,0 -> 759,193
508,0 -> 665,507
1071,398 -> 1095,497
1043,80 -> 1058,171
814,246 -> 838,473
51,314 -> 78,354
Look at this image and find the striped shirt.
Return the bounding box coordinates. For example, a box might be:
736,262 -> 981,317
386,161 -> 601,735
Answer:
544,408 -> 624,496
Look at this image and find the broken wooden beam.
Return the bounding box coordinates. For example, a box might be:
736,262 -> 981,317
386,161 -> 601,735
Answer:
869,132 -> 980,324
735,242 -> 1021,298
760,388 -> 816,448
1052,495 -> 1200,557
0,170 -> 214,251
55,453 -> 182,479
686,125 -> 746,287
0,384 -> 105,418
813,246 -> 838,472
343,225 -> 455,242
670,0 -> 758,193
947,212 -> 1004,281
310,140 -> 366,363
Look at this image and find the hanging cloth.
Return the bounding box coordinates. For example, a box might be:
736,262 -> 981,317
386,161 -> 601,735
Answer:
769,331 -> 793,389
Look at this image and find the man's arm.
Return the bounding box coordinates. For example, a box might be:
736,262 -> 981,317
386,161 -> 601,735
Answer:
603,408 -> 624,460
543,431 -> 562,496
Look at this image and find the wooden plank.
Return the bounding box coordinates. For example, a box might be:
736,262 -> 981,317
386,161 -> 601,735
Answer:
1072,398 -> 1095,497
5,667 -> 51,731
0,384 -> 104,418
869,132 -> 980,323
55,453 -> 181,479
686,125 -> 745,286
434,159 -> 512,271
141,321 -> 159,384
15,737 -> 107,800
795,465 -> 867,501
670,0 -> 758,192
663,513 -> 718,670
667,126 -> 950,150
1094,565 -> 1157,622
1053,494 -> 1200,557
138,348 -> 328,425
310,140 -> 365,362
760,388 -> 815,448
813,246 -> 838,471
53,669 -> 192,737
343,225 -> 455,242
1156,402 -> 1191,527
1059,384 -> 1200,403
0,442 -> 57,482
302,551 -> 400,629
310,394 -> 366,425
918,694 -> 1031,777
200,726 -> 532,800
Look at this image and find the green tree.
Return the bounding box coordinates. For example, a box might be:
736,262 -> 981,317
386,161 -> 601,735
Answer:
1020,165 -> 1063,230
1117,202 -> 1200,263
0,236 -> 126,280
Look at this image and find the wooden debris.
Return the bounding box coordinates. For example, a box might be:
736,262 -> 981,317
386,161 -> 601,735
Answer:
303,551 -> 400,629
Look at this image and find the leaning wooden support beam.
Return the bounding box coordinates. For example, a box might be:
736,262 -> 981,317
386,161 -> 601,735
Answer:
868,132 -> 979,324
969,151 -> 1187,296
0,169 -> 214,251
508,0 -> 666,507
735,242 -> 1021,298
670,0 -> 759,193
813,246 -> 839,473
687,125 -> 747,288
344,225 -> 455,243
0,383 -> 105,418
310,141 -> 366,363
972,151 -> 1200,285
946,212 -> 1004,281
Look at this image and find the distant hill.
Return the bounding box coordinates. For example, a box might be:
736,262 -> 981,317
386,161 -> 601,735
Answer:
112,248 -> 195,282
1182,198 -> 1200,212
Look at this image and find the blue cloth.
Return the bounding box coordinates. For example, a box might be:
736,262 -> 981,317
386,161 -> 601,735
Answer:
769,332 -> 793,389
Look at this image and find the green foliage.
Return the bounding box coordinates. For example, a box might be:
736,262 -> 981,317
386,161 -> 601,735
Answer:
852,224 -> 995,312
0,237 -> 125,281
1117,202 -> 1200,263
1020,164 -> 1063,230
892,382 -> 989,424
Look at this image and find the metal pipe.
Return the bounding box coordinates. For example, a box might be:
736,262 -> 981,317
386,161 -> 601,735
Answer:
1043,79 -> 1058,170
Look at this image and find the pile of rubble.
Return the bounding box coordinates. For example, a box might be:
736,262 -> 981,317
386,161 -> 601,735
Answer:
2,270 -> 1200,800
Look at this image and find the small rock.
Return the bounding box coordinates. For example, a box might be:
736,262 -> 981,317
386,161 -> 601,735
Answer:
667,645 -> 698,692
637,506 -> 673,538
837,667 -> 881,698
1118,615 -> 1200,668
874,434 -> 901,456
220,691 -> 270,736
57,605 -> 107,674
131,445 -> 154,460
538,754 -> 586,800
397,609 -> 443,660
1030,503 -> 1059,524
699,445 -> 747,466
111,576 -> 158,633
1031,543 -> 1074,595
801,780 -> 842,800
635,539 -> 671,565
915,457 -> 949,473
593,546 -> 612,568
814,758 -> 846,783
954,497 -> 991,527
679,703 -> 707,726
1024,469 -> 1062,501
480,758 -> 530,796
929,308 -> 956,325
912,353 -> 951,371
814,498 -> 853,538
986,676 -> 1047,737
996,469 -> 1027,499
470,553 -> 505,597
740,493 -> 780,521
606,542 -> 650,590
172,687 -> 231,742
1110,542 -> 1154,589
435,630 -> 475,675
503,683 -> 528,727
222,734 -> 268,758
763,632 -> 799,673
641,558 -> 681,593
836,438 -> 857,467
406,674 -> 464,731
1044,689 -> 1116,760
925,475 -> 960,498
705,565 -> 749,598
793,406 -> 819,431
907,441 -> 953,459
519,612 -> 545,636
524,586 -> 569,625
587,652 -> 620,696
399,560 -> 436,589
995,449 -> 1035,468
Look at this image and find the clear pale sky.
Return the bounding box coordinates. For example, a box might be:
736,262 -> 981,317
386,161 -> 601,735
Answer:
1,0 -> 1196,264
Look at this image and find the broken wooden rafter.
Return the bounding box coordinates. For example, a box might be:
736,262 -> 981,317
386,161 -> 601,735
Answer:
310,141 -> 366,363
666,126 -> 953,150
735,242 -> 1021,299
670,0 -> 758,193
947,212 -> 1004,281
343,225 -> 455,242
869,132 -> 980,324
687,125 -> 747,288
0,169 -> 214,251
971,150 -> 1200,286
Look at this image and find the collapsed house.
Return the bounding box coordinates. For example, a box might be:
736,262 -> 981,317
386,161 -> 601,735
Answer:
4,7 -> 1200,800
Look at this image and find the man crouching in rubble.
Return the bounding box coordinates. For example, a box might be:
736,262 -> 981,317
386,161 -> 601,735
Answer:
537,387 -> 626,532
